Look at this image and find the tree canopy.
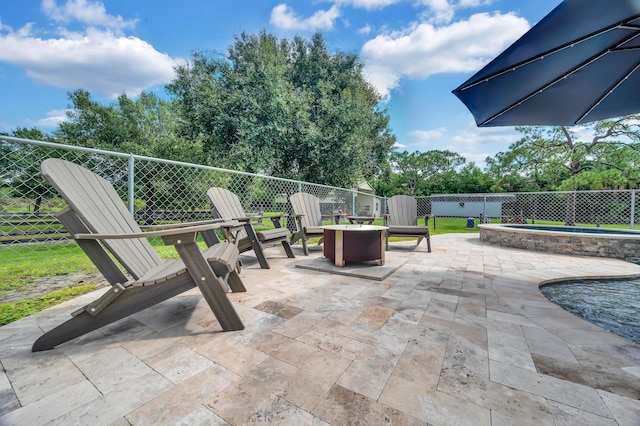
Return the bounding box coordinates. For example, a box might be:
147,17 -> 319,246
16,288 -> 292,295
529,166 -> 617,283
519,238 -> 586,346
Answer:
487,115 -> 640,192
166,31 -> 396,188
6,30 -> 640,198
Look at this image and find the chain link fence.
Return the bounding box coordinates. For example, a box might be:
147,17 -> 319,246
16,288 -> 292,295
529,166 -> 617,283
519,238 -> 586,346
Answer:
1,136 -> 382,254
417,191 -> 639,230
2,136 -> 639,257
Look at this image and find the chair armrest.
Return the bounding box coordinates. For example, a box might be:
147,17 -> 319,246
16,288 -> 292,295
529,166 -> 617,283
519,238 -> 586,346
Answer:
263,213 -> 289,220
141,219 -> 226,230
74,221 -> 241,243
220,216 -> 253,223
261,213 -> 288,228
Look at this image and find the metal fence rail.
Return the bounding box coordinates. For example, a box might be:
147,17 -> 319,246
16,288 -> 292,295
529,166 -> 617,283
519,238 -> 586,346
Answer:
416,190 -> 639,229
2,136 -> 639,256
0,136 -> 383,253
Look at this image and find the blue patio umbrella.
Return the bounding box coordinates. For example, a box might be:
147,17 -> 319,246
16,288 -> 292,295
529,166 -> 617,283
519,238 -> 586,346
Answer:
452,0 -> 640,127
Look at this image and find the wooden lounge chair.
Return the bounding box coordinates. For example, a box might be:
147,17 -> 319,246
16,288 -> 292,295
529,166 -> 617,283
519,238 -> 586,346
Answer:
33,159 -> 245,352
383,195 -> 432,252
207,187 -> 294,269
289,192 -> 342,255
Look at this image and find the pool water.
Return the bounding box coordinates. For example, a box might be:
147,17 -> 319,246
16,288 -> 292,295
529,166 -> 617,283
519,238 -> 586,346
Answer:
540,279 -> 640,344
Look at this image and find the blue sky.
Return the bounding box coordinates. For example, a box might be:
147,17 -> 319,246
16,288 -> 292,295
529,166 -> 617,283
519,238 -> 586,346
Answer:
0,0 -> 563,167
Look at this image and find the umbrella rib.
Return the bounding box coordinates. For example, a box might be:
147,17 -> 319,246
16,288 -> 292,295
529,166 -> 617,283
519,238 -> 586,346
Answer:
480,30 -> 640,126
479,51 -> 608,126
456,14 -> 640,92
576,61 -> 640,124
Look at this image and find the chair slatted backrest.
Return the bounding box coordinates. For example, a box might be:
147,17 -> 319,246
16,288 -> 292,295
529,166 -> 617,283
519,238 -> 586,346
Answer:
41,158 -> 162,280
207,187 -> 248,240
388,195 -> 418,226
290,192 -> 323,229
207,187 -> 246,219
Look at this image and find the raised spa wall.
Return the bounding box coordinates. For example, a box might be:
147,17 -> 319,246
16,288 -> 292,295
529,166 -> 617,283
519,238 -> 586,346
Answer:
479,224 -> 640,264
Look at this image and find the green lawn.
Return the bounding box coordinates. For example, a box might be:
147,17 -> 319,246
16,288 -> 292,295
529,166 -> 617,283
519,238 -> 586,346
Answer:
0,238 -> 186,326
2,216 -> 634,326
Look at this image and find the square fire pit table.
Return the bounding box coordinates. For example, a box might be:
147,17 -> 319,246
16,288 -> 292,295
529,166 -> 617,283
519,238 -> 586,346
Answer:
323,224 -> 388,267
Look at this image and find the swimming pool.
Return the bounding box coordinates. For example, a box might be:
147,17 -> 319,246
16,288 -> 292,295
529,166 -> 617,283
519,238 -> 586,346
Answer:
541,278 -> 640,344
479,224 -> 640,263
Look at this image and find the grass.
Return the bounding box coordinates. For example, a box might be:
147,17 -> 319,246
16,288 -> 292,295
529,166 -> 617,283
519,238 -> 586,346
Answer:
2,216 -> 632,326
0,218 -> 478,326
0,284 -> 100,326
0,243 -> 97,295
0,237 -> 190,326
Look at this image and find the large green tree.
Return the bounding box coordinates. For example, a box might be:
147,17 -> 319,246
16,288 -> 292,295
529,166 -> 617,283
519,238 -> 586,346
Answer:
488,115 -> 640,193
54,90 -> 203,219
2,128 -> 56,213
389,150 -> 466,196
55,89 -> 200,161
486,115 -> 640,224
166,31 -> 396,188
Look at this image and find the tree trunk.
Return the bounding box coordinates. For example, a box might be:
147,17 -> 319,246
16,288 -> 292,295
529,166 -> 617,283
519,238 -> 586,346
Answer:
34,195 -> 42,215
143,175 -> 155,225
564,192 -> 576,226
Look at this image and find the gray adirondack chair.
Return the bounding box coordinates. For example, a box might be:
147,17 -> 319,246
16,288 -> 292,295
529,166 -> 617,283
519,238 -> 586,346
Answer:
33,159 -> 245,352
289,192 -> 329,256
207,187 -> 294,269
383,195 -> 432,252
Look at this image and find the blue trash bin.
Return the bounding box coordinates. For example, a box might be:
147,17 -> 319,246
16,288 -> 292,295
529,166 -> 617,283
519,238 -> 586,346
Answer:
466,217 -> 475,228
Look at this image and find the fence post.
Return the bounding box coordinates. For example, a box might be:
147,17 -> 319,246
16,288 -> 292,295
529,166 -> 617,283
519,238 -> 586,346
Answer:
128,155 -> 135,214
631,190 -> 636,230
352,191 -> 356,215
483,195 -> 487,223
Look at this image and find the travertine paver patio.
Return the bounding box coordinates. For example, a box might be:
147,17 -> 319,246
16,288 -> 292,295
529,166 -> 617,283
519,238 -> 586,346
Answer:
1,233 -> 640,425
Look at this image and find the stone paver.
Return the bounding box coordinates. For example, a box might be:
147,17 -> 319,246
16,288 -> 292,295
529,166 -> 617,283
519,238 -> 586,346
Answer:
2,233 -> 640,425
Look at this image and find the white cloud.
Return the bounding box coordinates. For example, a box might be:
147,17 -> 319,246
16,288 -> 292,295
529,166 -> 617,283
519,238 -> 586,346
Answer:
361,12 -> 529,98
459,152 -> 490,167
41,0 -> 137,33
417,0 -> 498,24
359,24 -> 373,35
0,1 -> 184,99
420,0 -> 454,24
435,121 -> 518,167
451,120 -> 519,153
457,0 -> 496,7
331,0 -> 401,10
270,4 -> 341,31
410,127 -> 447,142
35,109 -> 69,128
0,26 -> 183,98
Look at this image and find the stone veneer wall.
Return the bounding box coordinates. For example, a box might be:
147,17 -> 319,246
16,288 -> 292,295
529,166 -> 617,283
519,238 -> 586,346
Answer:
479,224 -> 640,264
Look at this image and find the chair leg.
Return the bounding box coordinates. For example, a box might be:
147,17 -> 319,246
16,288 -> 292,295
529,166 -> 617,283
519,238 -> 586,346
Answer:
301,234 -> 309,256
253,245 -> 270,269
32,279 -> 196,351
290,231 -> 301,246
281,240 -> 295,258
174,242 -> 244,332
426,233 -> 432,252
244,223 -> 270,269
227,270 -> 247,293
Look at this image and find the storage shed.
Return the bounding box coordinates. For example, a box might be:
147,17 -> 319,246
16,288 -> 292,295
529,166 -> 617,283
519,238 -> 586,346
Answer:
353,181 -> 381,217
431,194 -> 516,222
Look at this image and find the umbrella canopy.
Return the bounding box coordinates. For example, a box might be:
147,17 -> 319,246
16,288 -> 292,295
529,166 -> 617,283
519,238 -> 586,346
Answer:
452,0 -> 640,127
